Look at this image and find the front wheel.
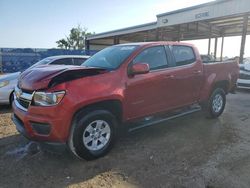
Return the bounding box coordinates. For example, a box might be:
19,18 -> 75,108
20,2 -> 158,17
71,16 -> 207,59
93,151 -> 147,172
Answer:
68,110 -> 117,160
204,88 -> 226,118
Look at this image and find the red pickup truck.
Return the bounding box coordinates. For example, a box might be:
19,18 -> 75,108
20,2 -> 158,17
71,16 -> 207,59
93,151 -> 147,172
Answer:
12,42 -> 239,160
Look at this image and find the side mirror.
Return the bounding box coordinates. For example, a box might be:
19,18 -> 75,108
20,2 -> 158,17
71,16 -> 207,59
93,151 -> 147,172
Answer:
129,63 -> 150,76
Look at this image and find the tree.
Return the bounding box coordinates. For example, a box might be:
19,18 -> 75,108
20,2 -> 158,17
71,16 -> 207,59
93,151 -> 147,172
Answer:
56,25 -> 94,50
56,39 -> 70,49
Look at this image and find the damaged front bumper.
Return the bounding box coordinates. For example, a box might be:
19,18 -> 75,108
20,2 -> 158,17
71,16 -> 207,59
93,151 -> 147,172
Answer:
11,112 -> 68,153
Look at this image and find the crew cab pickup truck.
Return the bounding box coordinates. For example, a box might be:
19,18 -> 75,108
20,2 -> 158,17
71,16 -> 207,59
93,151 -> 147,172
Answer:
12,42 -> 239,160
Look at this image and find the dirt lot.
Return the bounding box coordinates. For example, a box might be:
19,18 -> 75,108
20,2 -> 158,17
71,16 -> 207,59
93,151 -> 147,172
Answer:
0,90 -> 250,188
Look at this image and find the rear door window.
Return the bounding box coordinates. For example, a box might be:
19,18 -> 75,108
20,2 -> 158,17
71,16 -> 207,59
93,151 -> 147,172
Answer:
73,58 -> 87,65
172,46 -> 196,66
50,58 -> 73,65
133,46 -> 168,71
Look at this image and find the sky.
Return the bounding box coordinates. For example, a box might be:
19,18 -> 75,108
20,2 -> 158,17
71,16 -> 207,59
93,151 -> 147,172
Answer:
0,0 -> 249,57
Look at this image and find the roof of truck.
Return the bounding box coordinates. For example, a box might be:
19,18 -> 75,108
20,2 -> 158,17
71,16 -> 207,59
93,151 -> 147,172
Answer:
115,41 -> 195,48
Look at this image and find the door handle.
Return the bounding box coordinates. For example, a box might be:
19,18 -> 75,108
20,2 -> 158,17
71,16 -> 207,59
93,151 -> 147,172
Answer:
164,75 -> 174,79
193,70 -> 202,74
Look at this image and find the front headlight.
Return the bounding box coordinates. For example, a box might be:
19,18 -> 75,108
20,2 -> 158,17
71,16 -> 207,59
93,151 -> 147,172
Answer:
33,91 -> 65,106
0,80 -> 10,88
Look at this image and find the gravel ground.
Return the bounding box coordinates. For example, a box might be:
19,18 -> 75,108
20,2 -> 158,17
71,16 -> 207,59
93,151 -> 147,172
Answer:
0,90 -> 250,188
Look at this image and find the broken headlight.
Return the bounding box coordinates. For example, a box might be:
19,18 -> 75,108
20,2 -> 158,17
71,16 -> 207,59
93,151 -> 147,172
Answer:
33,91 -> 65,106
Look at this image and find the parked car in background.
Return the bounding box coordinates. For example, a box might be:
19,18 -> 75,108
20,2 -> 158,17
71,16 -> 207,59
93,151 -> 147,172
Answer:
200,54 -> 216,63
0,55 -> 90,105
237,58 -> 250,89
0,72 -> 20,104
12,42 -> 239,160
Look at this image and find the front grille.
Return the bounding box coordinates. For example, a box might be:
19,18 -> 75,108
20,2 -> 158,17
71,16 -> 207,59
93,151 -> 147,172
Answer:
239,73 -> 250,80
15,86 -> 33,111
17,98 -> 31,109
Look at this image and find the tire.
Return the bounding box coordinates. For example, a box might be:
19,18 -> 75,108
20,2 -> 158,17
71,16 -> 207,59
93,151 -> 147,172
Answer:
204,88 -> 226,118
68,110 -> 117,160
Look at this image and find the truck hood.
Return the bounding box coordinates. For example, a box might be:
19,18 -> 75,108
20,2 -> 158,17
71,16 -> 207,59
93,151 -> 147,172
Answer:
18,65 -> 107,91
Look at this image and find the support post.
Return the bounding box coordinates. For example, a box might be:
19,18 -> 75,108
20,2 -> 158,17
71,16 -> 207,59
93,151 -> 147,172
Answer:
214,37 -> 218,60
177,25 -> 181,42
220,36 -> 224,61
240,15 -> 248,64
85,40 -> 90,55
155,28 -> 159,41
208,38 -> 211,55
187,23 -> 190,32
208,25 -> 212,55
195,22 -> 199,34
160,28 -> 164,40
114,36 -> 120,45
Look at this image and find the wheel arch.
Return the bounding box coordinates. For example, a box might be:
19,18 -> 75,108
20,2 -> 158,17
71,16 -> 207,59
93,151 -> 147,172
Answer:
9,90 -> 15,104
72,99 -> 123,125
199,75 -> 230,104
211,80 -> 229,95
67,99 -> 122,159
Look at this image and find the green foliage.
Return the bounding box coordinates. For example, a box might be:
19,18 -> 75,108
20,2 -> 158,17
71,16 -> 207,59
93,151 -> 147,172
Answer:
56,39 -> 70,49
56,25 -> 94,50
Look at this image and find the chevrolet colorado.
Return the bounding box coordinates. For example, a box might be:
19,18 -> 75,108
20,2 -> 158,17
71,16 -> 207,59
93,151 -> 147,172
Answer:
12,42 -> 239,160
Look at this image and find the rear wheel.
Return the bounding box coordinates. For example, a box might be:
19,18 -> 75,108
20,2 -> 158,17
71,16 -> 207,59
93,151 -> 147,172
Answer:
68,110 -> 117,160
204,88 -> 226,118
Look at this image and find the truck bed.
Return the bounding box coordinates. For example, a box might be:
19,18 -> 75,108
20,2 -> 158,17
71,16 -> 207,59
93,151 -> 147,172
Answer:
203,60 -> 239,92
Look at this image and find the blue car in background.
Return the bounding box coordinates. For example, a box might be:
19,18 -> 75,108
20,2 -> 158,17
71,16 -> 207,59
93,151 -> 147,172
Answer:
0,55 -> 90,105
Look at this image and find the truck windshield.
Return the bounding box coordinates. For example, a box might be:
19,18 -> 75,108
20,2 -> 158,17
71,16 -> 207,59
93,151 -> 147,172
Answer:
82,45 -> 139,69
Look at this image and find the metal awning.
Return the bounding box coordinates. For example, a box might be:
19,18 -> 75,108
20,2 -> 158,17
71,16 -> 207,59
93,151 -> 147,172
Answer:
86,0 -> 250,62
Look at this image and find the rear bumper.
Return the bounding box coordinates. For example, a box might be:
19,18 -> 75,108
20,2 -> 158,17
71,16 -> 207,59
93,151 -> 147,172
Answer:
237,79 -> 250,89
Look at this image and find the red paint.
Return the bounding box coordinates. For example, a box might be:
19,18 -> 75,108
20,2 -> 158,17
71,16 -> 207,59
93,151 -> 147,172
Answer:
12,42 -> 239,143
129,63 -> 150,75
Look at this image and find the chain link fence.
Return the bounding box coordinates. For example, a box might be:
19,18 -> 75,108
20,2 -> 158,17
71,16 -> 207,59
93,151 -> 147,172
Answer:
0,48 -> 97,73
